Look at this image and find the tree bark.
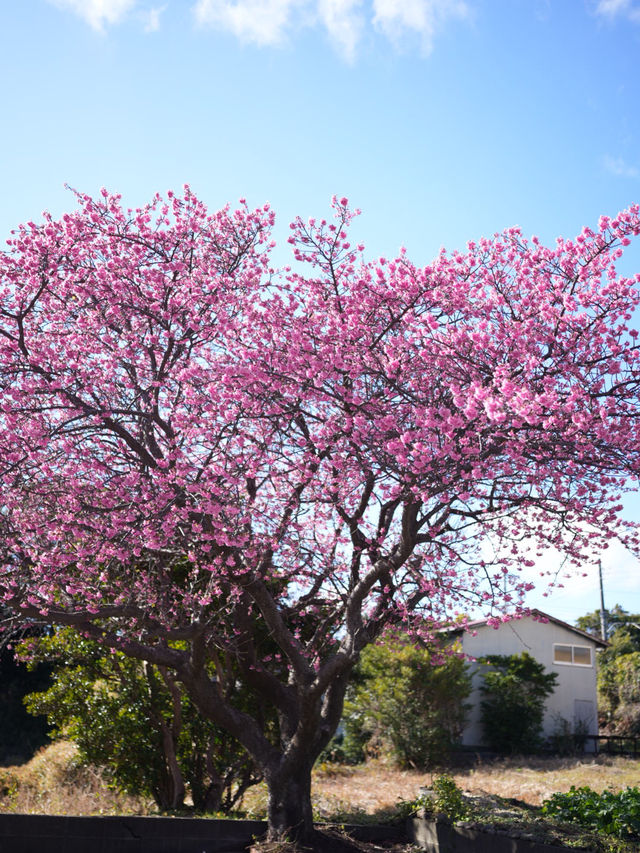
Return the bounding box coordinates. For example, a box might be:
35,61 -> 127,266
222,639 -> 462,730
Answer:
158,717 -> 186,809
266,760 -> 315,843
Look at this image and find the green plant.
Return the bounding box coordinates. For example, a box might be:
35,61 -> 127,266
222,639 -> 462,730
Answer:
315,724 -> 370,766
0,621 -> 52,764
397,773 -> 468,822
576,606 -> 640,738
0,768 -> 19,803
430,773 -> 468,821
599,652 -> 640,736
542,785 -> 640,840
338,635 -> 471,769
576,606 -> 640,647
547,715 -> 590,756
479,652 -> 558,754
20,629 -> 262,813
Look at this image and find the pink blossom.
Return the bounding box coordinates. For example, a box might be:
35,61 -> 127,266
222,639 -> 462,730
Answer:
1,189 -> 639,837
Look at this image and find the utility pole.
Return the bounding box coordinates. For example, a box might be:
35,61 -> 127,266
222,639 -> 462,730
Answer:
598,560 -> 607,641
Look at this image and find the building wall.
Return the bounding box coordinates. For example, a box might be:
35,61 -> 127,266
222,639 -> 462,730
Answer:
460,616 -> 599,747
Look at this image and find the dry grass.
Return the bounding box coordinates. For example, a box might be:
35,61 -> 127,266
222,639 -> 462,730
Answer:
2,742 -> 639,820
451,755 -> 640,806
0,741 -> 148,816
309,754 -> 640,817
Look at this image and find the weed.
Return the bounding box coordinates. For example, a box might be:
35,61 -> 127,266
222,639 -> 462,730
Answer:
396,773 -> 468,822
542,785 -> 640,840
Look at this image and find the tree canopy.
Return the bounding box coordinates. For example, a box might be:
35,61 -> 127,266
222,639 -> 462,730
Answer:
1,189 -> 640,842
576,604 -> 640,642
577,605 -> 640,736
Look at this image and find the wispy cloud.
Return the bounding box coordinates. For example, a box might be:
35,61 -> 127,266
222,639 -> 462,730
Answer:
193,0 -> 470,58
47,0 -> 471,56
193,0 -> 303,45
372,0 -> 470,54
141,5 -> 167,31
594,0 -> 640,24
46,0 -> 138,31
46,0 -> 165,32
604,154 -> 640,178
317,0 -> 364,62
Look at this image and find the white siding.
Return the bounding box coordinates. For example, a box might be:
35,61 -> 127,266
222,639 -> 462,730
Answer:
459,615 -> 600,748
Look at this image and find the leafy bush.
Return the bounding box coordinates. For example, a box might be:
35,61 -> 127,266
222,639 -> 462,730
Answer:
599,652 -> 640,736
398,773 -> 468,822
428,773 -> 469,821
542,786 -> 640,840
576,605 -> 640,737
0,639 -> 51,765
547,714 -> 591,756
479,652 -> 557,754
339,635 -> 471,769
20,629 -> 262,812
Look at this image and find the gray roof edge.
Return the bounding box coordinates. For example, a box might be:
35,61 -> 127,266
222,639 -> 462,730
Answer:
444,608 -> 609,647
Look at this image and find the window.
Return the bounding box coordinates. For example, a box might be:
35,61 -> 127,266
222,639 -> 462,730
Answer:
573,646 -> 592,666
553,644 -> 592,666
554,645 -> 572,663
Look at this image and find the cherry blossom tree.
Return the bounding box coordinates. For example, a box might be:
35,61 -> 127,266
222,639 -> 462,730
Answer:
1,187 -> 640,843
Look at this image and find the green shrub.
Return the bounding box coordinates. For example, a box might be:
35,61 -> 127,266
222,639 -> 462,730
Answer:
429,773 -> 468,821
542,786 -> 640,840
0,639 -> 51,764
576,605 -> 640,737
398,773 -> 468,822
479,652 -> 557,754
20,629 -> 262,812
339,635 -> 471,769
599,652 -> 640,736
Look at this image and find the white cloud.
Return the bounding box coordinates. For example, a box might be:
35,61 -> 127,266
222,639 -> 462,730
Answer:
140,4 -> 167,31
46,0 -> 139,31
193,0 -> 302,45
317,0 -> 363,62
193,0 -> 470,57
595,0 -> 640,23
47,0 -> 471,55
596,0 -> 630,13
604,154 -> 640,178
476,538 -> 640,626
372,0 -> 470,54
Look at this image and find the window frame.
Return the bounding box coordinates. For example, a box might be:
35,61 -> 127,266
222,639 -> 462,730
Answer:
553,643 -> 593,667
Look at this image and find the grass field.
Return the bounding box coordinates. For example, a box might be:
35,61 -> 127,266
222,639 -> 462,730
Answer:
0,742 -> 145,816
2,741 -> 639,819
309,755 -> 640,820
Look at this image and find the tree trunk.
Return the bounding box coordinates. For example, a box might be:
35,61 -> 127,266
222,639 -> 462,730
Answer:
158,719 -> 186,809
266,761 -> 315,843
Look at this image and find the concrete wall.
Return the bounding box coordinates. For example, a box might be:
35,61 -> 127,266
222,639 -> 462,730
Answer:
409,816 -> 570,852
459,615 -> 600,747
0,814 -> 267,853
0,814 -> 405,853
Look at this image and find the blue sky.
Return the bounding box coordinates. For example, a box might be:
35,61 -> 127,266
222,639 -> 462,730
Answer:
2,0 -> 640,624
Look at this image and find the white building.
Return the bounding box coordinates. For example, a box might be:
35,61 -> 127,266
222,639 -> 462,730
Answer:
452,609 -> 607,749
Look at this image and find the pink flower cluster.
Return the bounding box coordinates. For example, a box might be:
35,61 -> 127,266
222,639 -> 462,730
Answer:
1,189 -> 639,663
